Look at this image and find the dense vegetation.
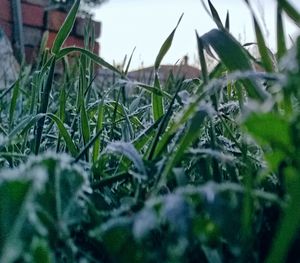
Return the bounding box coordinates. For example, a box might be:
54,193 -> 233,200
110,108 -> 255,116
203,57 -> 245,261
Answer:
1,0 -> 300,262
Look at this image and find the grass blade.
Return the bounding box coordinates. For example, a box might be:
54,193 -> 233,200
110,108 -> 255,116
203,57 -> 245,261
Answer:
35,56 -> 56,154
154,13 -> 183,70
92,98 -> 104,162
196,32 -> 209,84
58,47 -> 122,75
277,0 -> 300,27
51,0 -> 81,55
225,11 -> 230,31
244,0 -> 274,72
277,5 -> 287,60
125,47 -> 136,75
158,108 -> 209,188
80,97 -> 91,160
47,113 -> 79,157
266,168 -> 300,263
107,142 -> 147,175
200,29 -> 268,100
152,74 -> 164,121
9,79 -> 20,131
207,0 -> 224,30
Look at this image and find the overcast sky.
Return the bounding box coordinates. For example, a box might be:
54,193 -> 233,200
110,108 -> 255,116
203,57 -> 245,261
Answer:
93,0 -> 300,70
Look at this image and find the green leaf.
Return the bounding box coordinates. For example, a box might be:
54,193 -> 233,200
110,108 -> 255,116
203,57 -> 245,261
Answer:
47,114 -> 79,157
207,0 -> 224,30
80,98 -> 91,150
151,13 -> 183,122
244,112 -> 291,153
51,0 -> 81,55
133,117 -> 162,151
107,142 -> 147,175
136,82 -> 172,99
244,1 -> 274,72
253,17 -> 274,72
225,11 -> 230,31
58,47 -> 122,75
30,238 -> 53,263
0,176 -> 35,263
152,73 -> 164,122
159,107 -> 209,185
277,0 -> 300,27
35,56 -> 56,154
30,154 -> 89,239
104,101 -> 144,128
200,29 -> 268,100
196,32 -> 209,84
154,13 -> 183,70
277,5 -> 287,59
92,99 -> 104,163
9,79 -> 20,131
266,167 -> 300,263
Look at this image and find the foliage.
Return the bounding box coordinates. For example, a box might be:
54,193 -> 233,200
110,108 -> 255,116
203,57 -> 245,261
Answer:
1,0 -> 300,262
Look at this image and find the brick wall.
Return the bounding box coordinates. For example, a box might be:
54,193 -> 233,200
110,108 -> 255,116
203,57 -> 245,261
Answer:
0,0 -> 101,63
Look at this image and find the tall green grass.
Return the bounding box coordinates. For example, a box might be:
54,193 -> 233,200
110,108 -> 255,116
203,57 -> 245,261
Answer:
0,0 -> 300,262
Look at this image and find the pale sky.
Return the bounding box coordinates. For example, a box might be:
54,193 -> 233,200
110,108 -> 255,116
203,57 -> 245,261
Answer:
93,0 -> 300,70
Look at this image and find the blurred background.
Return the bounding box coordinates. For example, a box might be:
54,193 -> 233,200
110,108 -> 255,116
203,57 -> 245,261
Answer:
93,0 -> 300,70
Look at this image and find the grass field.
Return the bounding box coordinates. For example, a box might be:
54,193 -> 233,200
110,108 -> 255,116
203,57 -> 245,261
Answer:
0,0 -> 300,262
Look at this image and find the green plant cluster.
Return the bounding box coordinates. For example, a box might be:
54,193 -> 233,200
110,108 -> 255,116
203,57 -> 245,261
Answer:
0,0 -> 300,262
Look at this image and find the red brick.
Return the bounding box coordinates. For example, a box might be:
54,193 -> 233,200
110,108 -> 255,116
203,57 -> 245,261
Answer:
0,1 -> 44,27
74,17 -> 101,39
0,0 -> 11,22
46,10 -> 67,32
0,18 -> 12,39
22,3 -> 44,27
22,0 -> 48,6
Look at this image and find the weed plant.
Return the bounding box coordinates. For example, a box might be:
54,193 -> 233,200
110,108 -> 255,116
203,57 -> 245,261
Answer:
0,0 -> 300,262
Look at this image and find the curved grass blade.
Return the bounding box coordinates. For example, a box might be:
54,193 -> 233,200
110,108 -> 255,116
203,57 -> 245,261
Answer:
157,108 -> 209,188
104,101 -> 144,128
51,0 -> 81,55
58,47 -> 122,75
5,115 -> 44,146
136,83 -> 172,99
132,116 -> 162,151
74,127 -> 103,163
10,113 -> 78,157
107,142 -> 147,175
47,113 -> 79,157
200,29 -> 268,100
152,13 -> 183,122
154,13 -> 183,70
